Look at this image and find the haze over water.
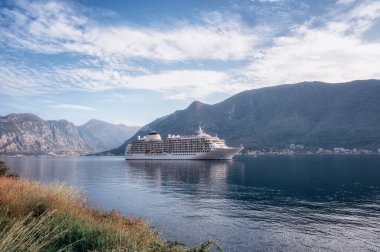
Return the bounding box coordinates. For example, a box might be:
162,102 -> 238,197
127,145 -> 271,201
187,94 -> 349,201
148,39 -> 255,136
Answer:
3,155 -> 380,251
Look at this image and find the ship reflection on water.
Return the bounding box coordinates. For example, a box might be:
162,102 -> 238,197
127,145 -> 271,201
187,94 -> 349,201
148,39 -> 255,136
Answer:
125,160 -> 244,194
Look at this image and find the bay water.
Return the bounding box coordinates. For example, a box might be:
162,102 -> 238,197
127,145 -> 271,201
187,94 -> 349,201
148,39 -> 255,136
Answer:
2,155 -> 380,251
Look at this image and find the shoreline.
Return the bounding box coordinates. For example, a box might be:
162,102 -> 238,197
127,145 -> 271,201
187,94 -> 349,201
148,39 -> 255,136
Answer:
1,152 -> 379,158
0,160 -> 218,252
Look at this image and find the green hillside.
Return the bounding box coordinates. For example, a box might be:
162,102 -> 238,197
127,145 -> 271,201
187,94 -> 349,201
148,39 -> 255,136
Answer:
113,80 -> 380,154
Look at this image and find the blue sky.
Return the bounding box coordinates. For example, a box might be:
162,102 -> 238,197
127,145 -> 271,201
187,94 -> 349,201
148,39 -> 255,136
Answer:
0,0 -> 380,126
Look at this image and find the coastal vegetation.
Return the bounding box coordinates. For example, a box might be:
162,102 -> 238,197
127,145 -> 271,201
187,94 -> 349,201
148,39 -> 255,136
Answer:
0,161 -> 219,252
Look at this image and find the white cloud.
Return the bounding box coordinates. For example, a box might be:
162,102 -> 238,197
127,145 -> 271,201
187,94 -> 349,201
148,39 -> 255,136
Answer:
0,0 -> 257,62
0,55 -> 247,100
0,0 -> 88,54
241,0 -> 380,87
55,68 -> 245,100
53,104 -> 95,111
126,70 -> 238,99
0,0 -> 258,99
1,0 -> 380,101
337,0 -> 356,5
257,0 -> 284,3
0,58 -> 56,95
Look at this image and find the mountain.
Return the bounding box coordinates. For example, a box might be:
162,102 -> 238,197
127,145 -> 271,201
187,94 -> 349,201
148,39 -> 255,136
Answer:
0,113 -> 93,155
78,119 -> 140,151
0,114 -> 139,155
113,80 -> 380,154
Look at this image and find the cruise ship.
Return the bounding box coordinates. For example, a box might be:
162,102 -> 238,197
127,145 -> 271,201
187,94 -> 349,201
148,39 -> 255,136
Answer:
125,127 -> 243,160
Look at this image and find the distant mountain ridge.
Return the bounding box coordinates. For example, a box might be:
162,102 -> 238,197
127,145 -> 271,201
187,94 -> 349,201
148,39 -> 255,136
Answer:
113,80 -> 380,154
78,119 -> 140,151
0,114 -> 139,155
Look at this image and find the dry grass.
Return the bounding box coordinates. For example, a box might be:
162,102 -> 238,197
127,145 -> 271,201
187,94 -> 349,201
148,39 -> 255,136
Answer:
0,211 -> 69,252
0,177 -> 185,251
0,178 -> 83,217
0,160 -> 220,252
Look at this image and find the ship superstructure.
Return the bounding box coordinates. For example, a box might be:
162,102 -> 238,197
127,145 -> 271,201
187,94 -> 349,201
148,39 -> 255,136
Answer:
125,127 -> 243,160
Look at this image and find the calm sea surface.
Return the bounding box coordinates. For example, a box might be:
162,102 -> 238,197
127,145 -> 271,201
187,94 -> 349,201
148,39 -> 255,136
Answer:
2,155 -> 380,251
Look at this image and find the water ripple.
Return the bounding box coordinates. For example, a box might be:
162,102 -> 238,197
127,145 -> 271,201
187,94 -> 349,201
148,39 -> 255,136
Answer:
2,155 -> 380,252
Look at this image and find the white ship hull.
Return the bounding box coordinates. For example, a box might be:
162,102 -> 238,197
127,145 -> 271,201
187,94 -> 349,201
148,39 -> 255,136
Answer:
125,147 -> 243,160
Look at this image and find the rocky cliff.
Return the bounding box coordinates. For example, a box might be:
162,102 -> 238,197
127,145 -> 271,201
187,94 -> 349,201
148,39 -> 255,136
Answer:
0,114 -> 92,155
0,114 -> 139,155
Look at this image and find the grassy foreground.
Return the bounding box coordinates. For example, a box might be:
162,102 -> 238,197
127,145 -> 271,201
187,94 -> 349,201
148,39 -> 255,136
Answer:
0,161 -> 219,252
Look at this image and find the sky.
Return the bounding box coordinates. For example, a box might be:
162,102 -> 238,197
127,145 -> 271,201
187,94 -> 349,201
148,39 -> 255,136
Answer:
0,0 -> 380,126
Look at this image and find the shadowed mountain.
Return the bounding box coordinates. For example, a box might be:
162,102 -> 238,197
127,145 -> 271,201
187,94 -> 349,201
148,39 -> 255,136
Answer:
78,119 -> 140,151
112,80 -> 380,154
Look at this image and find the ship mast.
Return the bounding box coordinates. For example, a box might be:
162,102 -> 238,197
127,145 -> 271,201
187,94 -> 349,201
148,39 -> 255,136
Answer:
198,126 -> 203,135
